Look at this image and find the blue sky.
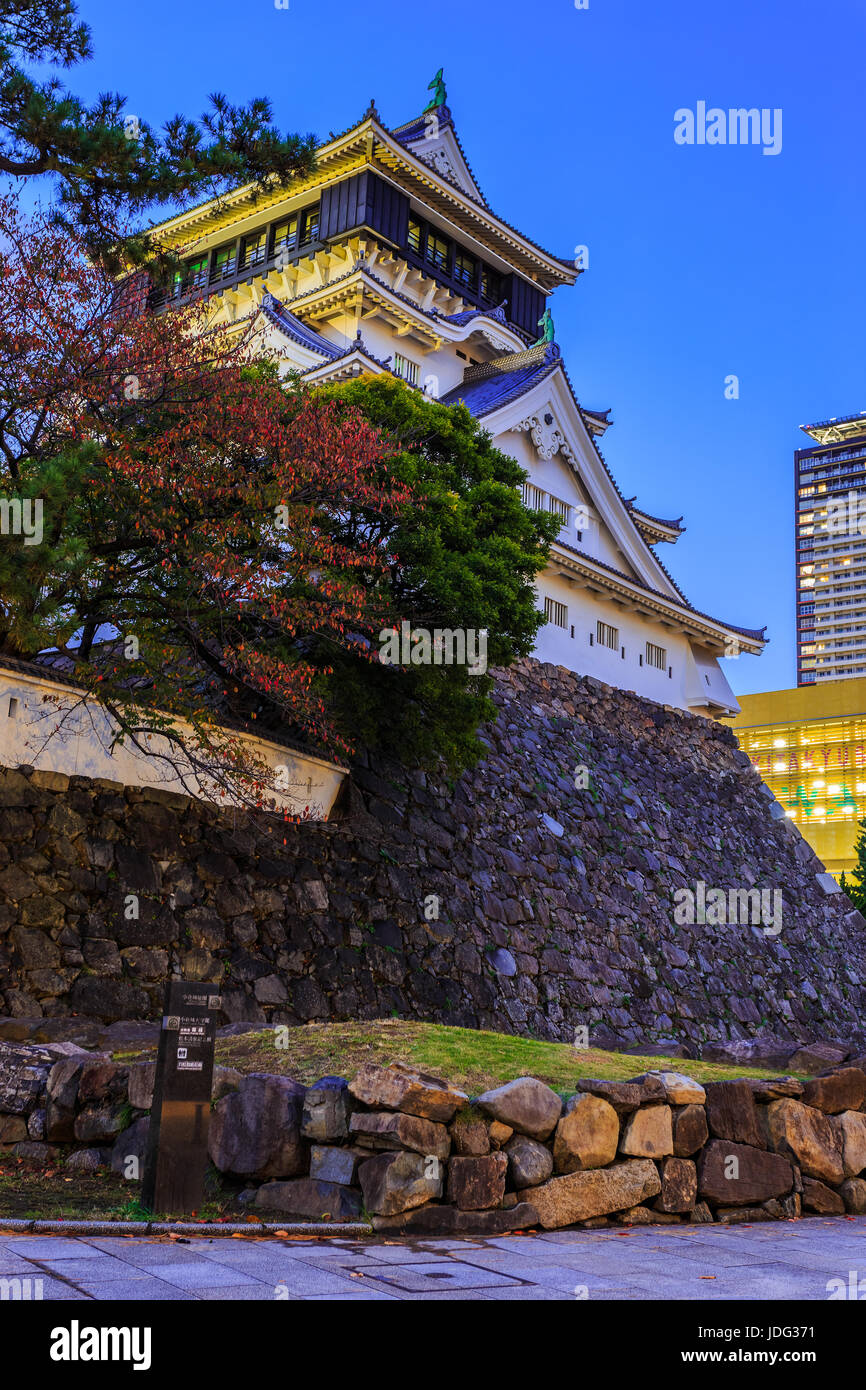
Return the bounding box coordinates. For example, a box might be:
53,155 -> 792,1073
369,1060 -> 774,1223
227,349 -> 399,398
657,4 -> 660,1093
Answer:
58,0 -> 866,694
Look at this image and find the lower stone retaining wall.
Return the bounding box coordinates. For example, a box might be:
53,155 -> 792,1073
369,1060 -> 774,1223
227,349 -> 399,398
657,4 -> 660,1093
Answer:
3,1044 -> 866,1231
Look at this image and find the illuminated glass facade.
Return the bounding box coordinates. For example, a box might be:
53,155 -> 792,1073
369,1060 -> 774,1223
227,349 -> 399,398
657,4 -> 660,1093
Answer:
728,680 -> 866,877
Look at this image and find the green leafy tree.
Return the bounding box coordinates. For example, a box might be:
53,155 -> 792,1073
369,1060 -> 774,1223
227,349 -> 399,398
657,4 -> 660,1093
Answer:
841,825 -> 866,914
0,0 -> 316,258
309,373 -> 561,769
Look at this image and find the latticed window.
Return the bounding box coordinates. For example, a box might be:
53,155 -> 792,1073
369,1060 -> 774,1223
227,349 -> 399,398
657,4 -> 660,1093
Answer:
394,354 -> 419,386
597,620 -> 618,650
646,641 -> 667,670
544,597 -> 568,628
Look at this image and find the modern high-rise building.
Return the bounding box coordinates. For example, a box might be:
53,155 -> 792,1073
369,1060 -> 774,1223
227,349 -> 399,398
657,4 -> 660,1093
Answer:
796,412 -> 866,684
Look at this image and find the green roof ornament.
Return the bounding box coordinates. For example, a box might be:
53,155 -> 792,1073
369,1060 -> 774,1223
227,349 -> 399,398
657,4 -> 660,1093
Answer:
534,308 -> 555,346
424,69 -> 447,111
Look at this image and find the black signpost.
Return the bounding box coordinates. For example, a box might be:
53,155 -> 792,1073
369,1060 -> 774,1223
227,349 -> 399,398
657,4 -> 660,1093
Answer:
142,981 -> 221,1216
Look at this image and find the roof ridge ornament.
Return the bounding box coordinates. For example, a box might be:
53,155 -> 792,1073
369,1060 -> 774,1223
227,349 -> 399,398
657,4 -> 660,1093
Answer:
424,68 -> 447,111
363,98 -> 381,121
533,307 -> 555,346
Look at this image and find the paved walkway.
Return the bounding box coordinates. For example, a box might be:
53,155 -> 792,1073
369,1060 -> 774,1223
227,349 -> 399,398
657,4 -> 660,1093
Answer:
1,1215 -> 863,1300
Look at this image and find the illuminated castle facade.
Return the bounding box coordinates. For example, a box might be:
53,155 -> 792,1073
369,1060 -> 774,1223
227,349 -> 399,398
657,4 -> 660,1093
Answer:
149,78 -> 766,717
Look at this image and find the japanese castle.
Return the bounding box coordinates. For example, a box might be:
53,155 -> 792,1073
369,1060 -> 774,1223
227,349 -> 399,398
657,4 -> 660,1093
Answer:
148,75 -> 766,718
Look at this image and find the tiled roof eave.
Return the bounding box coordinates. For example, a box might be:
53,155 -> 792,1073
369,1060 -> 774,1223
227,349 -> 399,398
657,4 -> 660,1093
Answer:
554,541 -> 767,648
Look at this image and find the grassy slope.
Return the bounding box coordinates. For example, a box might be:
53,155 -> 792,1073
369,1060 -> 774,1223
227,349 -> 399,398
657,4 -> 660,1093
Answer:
208,1020 -> 806,1093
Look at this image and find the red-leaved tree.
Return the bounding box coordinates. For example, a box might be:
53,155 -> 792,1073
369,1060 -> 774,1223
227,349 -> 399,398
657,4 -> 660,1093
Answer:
0,194 -> 413,810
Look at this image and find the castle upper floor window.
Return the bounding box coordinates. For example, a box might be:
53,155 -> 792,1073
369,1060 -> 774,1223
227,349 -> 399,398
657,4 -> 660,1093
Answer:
408,217 -> 422,253
241,231 -> 268,270
273,214 -> 298,256
480,266 -> 502,303
426,231 -> 449,273
301,206 -> 320,244
454,250 -> 477,288
212,246 -> 237,282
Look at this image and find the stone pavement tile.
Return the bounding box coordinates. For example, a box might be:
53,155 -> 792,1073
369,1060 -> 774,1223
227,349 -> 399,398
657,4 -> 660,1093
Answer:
35,1255 -> 153,1281
379,1287 -> 503,1301
74,1280 -> 196,1301
1,1237 -> 104,1259
180,1255 -> 335,1289
136,1261 -> 268,1290
0,1255 -> 41,1274
623,1261 -> 834,1300
19,1276 -> 91,1300
472,1285 -> 575,1301
82,1242 -> 218,1268
194,1284 -> 288,1300
302,1289 -> 401,1301
229,1262 -> 361,1296
360,1260 -> 522,1293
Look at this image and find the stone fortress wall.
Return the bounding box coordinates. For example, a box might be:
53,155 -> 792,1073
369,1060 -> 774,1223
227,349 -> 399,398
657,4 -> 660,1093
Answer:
1,658 -> 864,1051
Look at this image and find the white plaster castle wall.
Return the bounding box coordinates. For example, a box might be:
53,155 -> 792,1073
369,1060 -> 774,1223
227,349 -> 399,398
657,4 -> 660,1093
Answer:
0,667 -> 346,819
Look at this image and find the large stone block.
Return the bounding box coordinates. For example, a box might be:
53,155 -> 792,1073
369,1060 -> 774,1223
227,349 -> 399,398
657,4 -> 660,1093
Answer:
520,1159 -> 661,1229
301,1076 -> 352,1142
358,1150 -> 443,1216
0,1045 -> 51,1115
476,1077 -> 562,1140
704,1081 -> 766,1148
766,1099 -> 844,1186
127,1061 -> 156,1112
620,1104 -> 673,1158
111,1116 -> 149,1179
839,1110 -> 866,1178
449,1106 -> 490,1156
348,1064 -> 467,1123
802,1069 -> 866,1116
447,1153 -> 508,1210
553,1093 -> 619,1173
74,1102 -> 127,1142
504,1134 -> 553,1188
697,1139 -> 794,1206
673,1104 -> 708,1157
840,1177 -> 866,1214
575,1076 -> 665,1113
635,1072 -> 705,1106
208,1074 -> 305,1178
349,1110 -> 450,1159
787,1043 -> 849,1075
801,1177 -> 845,1214
371,1201 -> 540,1236
254,1178 -> 361,1221
309,1145 -> 365,1186
655,1157 -> 697,1213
